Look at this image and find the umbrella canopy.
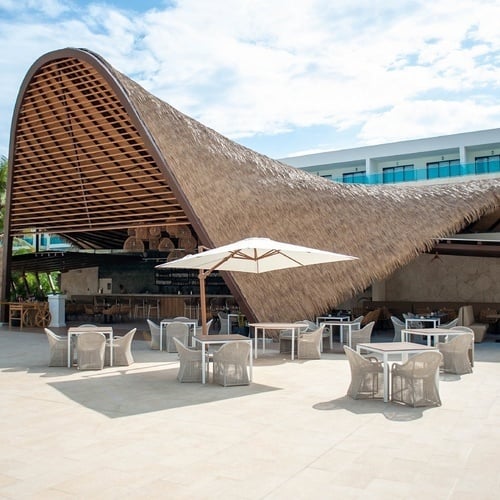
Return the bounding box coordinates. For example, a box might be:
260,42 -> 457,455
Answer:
156,237 -> 357,334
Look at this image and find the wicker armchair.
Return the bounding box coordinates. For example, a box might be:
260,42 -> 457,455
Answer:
147,319 -> 161,350
213,341 -> 251,386
166,322 -> 189,352
217,312 -> 230,334
297,325 -> 325,359
449,326 -> 474,366
350,321 -> 375,351
279,321 -> 309,353
45,328 -> 71,367
437,332 -> 473,375
194,319 -> 214,343
390,316 -> 405,342
173,337 -> 206,382
439,318 -> 459,329
391,351 -> 443,407
76,331 -> 106,370
105,328 -> 136,366
343,346 -> 384,399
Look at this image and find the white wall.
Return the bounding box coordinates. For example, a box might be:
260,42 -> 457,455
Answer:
384,254 -> 500,303
60,267 -> 99,298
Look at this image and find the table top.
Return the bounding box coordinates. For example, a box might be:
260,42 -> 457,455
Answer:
357,342 -> 438,353
403,327 -> 459,335
249,322 -> 308,329
320,319 -> 360,325
195,334 -> 250,342
68,326 -> 113,334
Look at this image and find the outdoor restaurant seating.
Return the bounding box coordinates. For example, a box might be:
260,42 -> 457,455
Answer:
350,321 -> 375,351
391,351 -> 443,407
165,322 -> 189,352
390,316 -> 405,342
344,346 -> 384,399
147,319 -> 161,350
449,326 -> 475,365
217,312 -> 230,334
297,325 -> 325,359
105,328 -> 136,366
437,332 -> 473,375
213,341 -> 251,386
439,317 -> 459,328
457,305 -> 488,342
173,337 -> 206,382
44,328 -> 71,367
76,331 -> 106,370
279,321 -> 309,353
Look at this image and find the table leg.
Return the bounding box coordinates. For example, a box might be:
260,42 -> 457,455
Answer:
201,345 -> 206,384
254,327 -> 259,359
67,333 -> 71,367
383,353 -> 389,403
291,328 -> 295,360
110,333 -> 114,366
249,341 -> 253,381
160,324 -> 163,351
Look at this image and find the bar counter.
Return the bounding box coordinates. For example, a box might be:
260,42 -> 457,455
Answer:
68,294 -> 234,320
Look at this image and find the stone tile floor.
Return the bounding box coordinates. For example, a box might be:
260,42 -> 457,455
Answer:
0,323 -> 499,499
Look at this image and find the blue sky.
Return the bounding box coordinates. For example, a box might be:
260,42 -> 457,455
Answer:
1,0 -> 500,160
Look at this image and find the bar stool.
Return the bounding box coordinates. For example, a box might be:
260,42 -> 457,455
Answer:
134,299 -> 147,318
184,298 -> 199,320
147,299 -> 160,320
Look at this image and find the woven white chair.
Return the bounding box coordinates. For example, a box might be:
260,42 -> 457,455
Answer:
437,332 -> 473,375
166,322 -> 189,352
105,328 -> 136,366
194,319 -> 214,344
76,331 -> 106,370
279,321 -> 309,353
173,337 -> 206,382
439,318 -> 458,329
350,321 -> 375,351
390,316 -> 405,342
297,325 -> 325,359
44,328 -> 71,367
147,319 -> 161,350
449,326 -> 475,366
344,346 -> 384,399
213,341 -> 251,386
391,351 -> 443,407
217,312 -> 229,334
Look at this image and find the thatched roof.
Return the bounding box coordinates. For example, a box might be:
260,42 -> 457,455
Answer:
5,48 -> 499,321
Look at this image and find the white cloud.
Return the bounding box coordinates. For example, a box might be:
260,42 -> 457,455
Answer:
1,0 -> 500,158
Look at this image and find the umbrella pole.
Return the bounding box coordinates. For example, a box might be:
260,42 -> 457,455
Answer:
199,270 -> 208,335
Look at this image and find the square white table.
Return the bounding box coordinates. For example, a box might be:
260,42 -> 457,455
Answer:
402,327 -> 474,362
249,322 -> 308,360
356,342 -> 438,402
193,334 -> 253,384
316,315 -> 349,325
405,317 -> 441,329
67,326 -> 113,367
320,320 -> 361,348
160,319 -> 198,350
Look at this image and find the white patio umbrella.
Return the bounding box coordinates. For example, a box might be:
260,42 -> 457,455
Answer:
156,237 -> 357,334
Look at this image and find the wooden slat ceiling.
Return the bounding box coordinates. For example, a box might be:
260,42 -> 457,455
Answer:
10,55 -> 191,248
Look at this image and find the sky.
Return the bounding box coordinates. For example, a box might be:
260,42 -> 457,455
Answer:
1,0 -> 500,161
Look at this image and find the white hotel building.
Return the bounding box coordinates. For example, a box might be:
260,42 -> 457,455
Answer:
279,128 -> 500,185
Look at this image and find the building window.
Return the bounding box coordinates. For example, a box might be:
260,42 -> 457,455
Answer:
382,164 -> 415,183
426,159 -> 460,179
320,174 -> 332,180
475,155 -> 500,174
342,171 -> 366,183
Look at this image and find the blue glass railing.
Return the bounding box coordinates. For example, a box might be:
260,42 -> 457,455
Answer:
334,162 -> 500,184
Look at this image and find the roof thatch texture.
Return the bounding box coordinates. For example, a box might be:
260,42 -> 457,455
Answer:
8,48 -> 500,321
108,60 -> 499,321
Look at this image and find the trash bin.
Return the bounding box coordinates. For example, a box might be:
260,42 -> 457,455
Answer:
48,294 -> 67,327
